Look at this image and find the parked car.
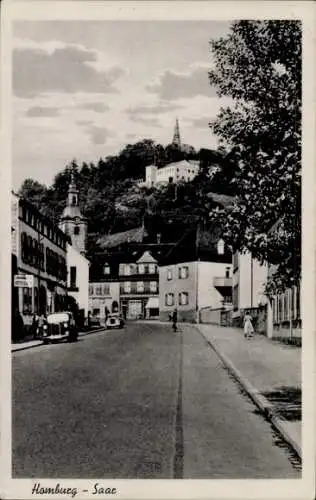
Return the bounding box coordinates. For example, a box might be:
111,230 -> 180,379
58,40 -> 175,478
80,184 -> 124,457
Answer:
40,312 -> 78,344
106,313 -> 124,330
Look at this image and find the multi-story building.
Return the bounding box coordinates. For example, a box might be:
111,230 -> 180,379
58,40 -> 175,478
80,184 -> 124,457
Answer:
143,160 -> 200,188
137,119 -> 200,189
59,172 -> 90,318
11,192 -> 69,330
232,251 -> 268,327
159,227 -> 232,323
89,247 -> 161,323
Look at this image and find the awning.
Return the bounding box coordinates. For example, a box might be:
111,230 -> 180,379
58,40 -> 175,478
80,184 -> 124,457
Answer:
145,297 -> 159,309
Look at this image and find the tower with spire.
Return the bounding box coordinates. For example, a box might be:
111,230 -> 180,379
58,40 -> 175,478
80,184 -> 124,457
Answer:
172,118 -> 181,148
59,167 -> 87,255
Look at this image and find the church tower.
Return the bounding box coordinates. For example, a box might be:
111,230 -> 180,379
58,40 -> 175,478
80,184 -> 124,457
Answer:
59,169 -> 87,255
172,118 -> 181,148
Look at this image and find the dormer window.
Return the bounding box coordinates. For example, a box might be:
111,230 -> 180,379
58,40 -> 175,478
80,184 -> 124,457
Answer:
103,264 -> 110,275
217,239 -> 225,255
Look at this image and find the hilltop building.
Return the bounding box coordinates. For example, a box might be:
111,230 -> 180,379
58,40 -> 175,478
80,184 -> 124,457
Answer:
172,117 -> 181,148
138,119 -> 200,188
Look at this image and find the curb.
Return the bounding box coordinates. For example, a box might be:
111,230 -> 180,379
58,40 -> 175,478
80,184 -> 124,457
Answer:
198,329 -> 302,460
12,327 -> 106,353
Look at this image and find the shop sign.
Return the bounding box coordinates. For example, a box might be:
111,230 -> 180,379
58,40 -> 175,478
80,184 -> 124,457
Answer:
14,274 -> 34,288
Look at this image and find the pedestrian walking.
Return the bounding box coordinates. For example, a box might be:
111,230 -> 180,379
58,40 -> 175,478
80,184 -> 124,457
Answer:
244,312 -> 254,338
32,313 -> 40,339
172,308 -> 178,332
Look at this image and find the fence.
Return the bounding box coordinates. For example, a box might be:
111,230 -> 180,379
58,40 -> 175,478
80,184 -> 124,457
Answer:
199,307 -> 232,327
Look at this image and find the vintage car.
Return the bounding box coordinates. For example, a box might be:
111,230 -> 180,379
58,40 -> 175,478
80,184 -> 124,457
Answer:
40,312 -> 78,344
105,313 -> 124,330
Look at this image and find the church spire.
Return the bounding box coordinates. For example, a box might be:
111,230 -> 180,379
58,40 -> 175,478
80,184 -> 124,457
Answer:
172,118 -> 181,148
68,167 -> 79,207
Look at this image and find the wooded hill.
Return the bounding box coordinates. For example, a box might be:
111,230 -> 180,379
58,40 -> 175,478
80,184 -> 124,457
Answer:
18,140 -> 239,257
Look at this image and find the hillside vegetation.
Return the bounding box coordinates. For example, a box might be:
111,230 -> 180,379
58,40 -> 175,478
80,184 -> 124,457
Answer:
18,140 -> 238,256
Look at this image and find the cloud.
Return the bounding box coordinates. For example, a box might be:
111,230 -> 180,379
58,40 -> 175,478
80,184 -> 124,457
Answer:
129,115 -> 161,127
126,102 -> 182,116
25,106 -> 60,117
146,66 -> 217,101
87,126 -> 113,145
76,119 -> 93,127
13,42 -> 125,97
79,102 -> 110,113
189,116 -> 211,129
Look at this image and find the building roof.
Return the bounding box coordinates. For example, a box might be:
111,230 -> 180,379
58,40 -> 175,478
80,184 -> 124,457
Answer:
158,159 -> 199,171
60,205 -> 83,219
12,191 -> 71,244
160,225 -> 232,266
136,250 -> 157,264
97,226 -> 146,249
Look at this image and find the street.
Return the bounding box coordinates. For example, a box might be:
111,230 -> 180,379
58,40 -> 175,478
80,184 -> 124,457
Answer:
12,322 -> 300,479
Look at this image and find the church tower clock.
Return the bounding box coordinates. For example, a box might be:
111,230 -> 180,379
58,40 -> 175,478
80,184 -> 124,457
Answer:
59,170 -> 87,255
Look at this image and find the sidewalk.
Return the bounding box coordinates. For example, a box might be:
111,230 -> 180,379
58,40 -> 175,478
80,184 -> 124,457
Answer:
195,324 -> 301,458
12,327 -> 105,353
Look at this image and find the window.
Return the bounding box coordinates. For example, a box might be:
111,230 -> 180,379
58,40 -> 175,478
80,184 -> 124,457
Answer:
103,264 -> 110,275
165,293 -> 174,306
22,287 -> 32,314
93,308 -> 100,316
179,266 -> 189,279
74,226 -> 80,235
217,239 -> 225,255
179,292 -> 189,306
136,281 -> 144,292
148,263 -> 156,274
150,281 -> 157,292
167,269 -> 173,281
89,285 -> 94,296
70,266 -> 77,288
124,264 -> 131,276
103,284 -> 110,295
95,285 -> 102,295
124,281 -> 131,293
138,264 -> 145,274
72,195 -> 77,206
225,267 -> 230,278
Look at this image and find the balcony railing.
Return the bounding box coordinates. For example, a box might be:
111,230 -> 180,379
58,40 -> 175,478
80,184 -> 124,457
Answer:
213,277 -> 232,288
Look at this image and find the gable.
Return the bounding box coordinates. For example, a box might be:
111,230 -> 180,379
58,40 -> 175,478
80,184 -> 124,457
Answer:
136,250 -> 157,264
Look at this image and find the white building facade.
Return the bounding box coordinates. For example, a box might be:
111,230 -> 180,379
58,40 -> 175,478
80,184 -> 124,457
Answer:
144,160 -> 200,188
11,192 -> 68,330
66,243 -> 89,317
59,171 -> 90,319
232,251 -> 268,325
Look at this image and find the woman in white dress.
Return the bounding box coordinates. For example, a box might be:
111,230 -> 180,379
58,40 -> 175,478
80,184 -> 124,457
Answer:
244,312 -> 254,338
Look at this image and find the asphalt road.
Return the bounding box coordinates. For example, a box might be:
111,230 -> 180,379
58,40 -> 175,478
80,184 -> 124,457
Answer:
12,322 -> 300,478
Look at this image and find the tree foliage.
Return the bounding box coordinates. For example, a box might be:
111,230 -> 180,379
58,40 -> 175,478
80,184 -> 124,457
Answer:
18,135 -> 234,255
207,20 -> 301,293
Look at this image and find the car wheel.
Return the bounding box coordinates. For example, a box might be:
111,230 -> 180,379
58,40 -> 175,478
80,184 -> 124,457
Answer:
43,340 -> 49,345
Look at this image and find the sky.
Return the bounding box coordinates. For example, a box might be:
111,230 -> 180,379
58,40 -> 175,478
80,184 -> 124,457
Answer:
12,20 -> 232,190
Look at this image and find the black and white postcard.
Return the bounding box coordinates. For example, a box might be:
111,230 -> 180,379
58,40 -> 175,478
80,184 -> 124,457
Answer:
1,1 -> 315,499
